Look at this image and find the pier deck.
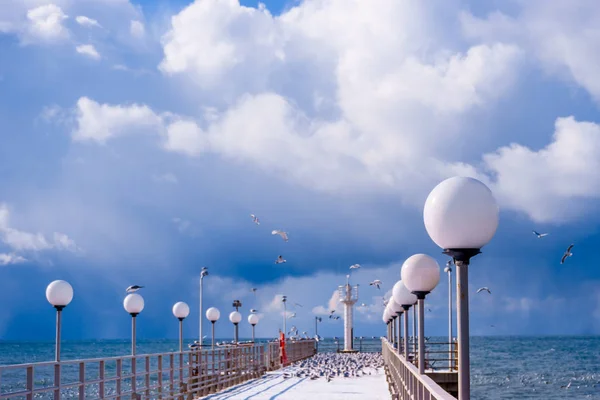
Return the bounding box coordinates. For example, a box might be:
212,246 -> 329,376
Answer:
198,366 -> 389,400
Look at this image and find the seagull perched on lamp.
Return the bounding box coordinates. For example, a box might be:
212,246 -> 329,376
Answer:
126,285 -> 144,293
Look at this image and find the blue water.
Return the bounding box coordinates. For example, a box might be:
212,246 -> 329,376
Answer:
1,337 -> 599,399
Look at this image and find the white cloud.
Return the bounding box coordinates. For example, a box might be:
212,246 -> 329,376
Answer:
164,120 -> 206,156
75,44 -> 100,60
72,97 -> 163,143
25,4 -> 69,42
0,203 -> 80,253
130,20 -> 144,38
75,15 -> 101,28
0,253 -> 27,266
460,0 -> 600,101
481,116 -> 600,222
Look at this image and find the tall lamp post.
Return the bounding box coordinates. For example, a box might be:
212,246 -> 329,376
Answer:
248,314 -> 259,342
206,307 -> 220,349
282,296 -> 287,337
444,261 -> 453,370
46,280 -> 74,363
124,293 -> 145,356
173,302 -> 190,352
199,267 -> 209,345
392,280 -> 417,361
424,176 -> 499,400
229,311 -> 242,343
402,254 -> 440,375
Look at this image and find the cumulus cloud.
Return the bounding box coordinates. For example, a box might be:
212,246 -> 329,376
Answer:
0,203 -> 80,253
164,120 -> 206,156
72,97 -> 162,143
75,44 -> 100,60
25,3 -> 69,42
75,15 -> 101,28
460,0 -> 600,101
482,117 -> 600,222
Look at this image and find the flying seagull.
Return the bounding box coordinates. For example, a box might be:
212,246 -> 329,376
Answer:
370,280 -> 382,289
288,312 -> 296,318
349,264 -> 361,270
532,230 -> 548,238
126,285 -> 144,293
561,244 -> 574,264
294,303 -> 303,308
477,287 -> 491,294
360,303 -> 367,307
275,255 -> 287,264
272,230 -> 289,242
250,214 -> 260,225
250,309 -> 258,313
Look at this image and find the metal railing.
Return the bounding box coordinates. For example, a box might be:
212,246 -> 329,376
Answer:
395,339 -> 458,372
382,339 -> 456,400
0,340 -> 316,399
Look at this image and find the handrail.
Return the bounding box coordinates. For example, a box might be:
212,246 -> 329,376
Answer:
0,340 -> 316,399
382,339 -> 456,400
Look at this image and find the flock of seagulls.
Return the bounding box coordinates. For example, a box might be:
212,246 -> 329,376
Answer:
278,352 -> 384,382
532,230 -> 575,265
249,213 -> 289,264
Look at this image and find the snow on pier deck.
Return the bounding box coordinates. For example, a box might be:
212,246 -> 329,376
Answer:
198,366 -> 390,400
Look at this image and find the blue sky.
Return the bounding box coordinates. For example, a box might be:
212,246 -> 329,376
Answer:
1,0 -> 600,342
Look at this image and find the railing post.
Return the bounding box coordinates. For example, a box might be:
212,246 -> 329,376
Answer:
116,358 -> 122,400
99,360 -> 105,398
53,363 -> 61,400
26,366 -> 33,400
158,355 -> 163,399
78,362 -> 85,400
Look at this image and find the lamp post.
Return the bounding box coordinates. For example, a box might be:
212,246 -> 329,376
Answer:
401,254 -> 441,375
392,280 -> 417,362
206,307 -> 220,349
173,302 -> 190,352
46,280 -> 74,363
282,296 -> 287,338
424,176 -> 499,400
229,311 -> 242,343
248,314 -> 259,342
124,293 -> 145,356
390,299 -> 403,350
444,261 -> 453,370
199,267 -> 208,345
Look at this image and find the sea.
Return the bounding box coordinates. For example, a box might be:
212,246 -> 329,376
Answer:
1,336 -> 599,399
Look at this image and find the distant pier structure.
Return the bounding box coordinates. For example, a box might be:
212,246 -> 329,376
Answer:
338,274 -> 359,352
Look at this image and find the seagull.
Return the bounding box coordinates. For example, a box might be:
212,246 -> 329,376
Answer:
428,308 -> 432,312
251,288 -> 257,294
370,280 -> 382,289
250,309 -> 258,313
294,303 -> 303,308
349,264 -> 361,270
272,230 -> 289,242
250,214 -> 260,225
561,244 -> 574,264
275,255 -> 287,264
360,303 -> 367,307
532,230 -> 548,238
126,285 -> 144,293
289,312 -> 296,318
477,287 -> 491,294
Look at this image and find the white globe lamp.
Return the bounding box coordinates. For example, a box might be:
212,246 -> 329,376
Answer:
423,176 -> 498,399
248,313 -> 259,343
205,307 -> 220,349
172,301 -> 190,352
46,280 -> 73,362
